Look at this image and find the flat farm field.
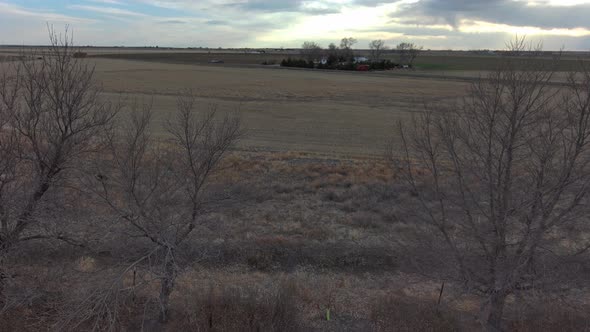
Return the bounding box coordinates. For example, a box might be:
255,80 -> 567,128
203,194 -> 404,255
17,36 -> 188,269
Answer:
6,48 -> 582,157
91,57 -> 467,157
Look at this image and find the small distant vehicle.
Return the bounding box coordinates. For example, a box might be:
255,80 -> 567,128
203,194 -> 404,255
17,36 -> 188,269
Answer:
356,64 -> 370,71
209,59 -> 224,64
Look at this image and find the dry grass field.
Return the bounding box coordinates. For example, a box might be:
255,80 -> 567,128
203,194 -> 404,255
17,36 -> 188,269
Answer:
89,56 -> 467,157
3,47 -> 590,331
5,151 -> 589,331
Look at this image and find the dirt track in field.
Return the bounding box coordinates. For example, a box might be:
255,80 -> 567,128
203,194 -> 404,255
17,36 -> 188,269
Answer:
92,58 -> 467,158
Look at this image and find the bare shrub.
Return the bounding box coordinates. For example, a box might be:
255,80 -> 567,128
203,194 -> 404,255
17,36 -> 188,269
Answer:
508,303 -> 590,332
301,41 -> 323,63
370,293 -> 459,332
73,52 -> 88,58
396,42 -> 422,66
350,211 -> 383,229
322,188 -> 347,202
239,238 -> 397,273
177,279 -> 300,332
92,93 -> 242,323
54,271 -> 138,331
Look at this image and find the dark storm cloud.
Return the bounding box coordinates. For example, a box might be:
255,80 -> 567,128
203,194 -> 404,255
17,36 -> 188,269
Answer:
393,0 -> 590,30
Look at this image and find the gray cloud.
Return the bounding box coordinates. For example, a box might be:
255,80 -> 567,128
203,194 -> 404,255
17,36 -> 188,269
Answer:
224,0 -> 301,12
353,0 -> 396,7
223,0 -> 341,15
157,19 -> 186,24
205,19 -> 228,25
392,0 -> 590,30
4,0 -> 590,50
361,24 -> 455,38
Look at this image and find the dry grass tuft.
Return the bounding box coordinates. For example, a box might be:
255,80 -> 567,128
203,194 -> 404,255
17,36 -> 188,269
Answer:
176,279 -> 301,332
508,304 -> 590,332
370,292 -> 459,332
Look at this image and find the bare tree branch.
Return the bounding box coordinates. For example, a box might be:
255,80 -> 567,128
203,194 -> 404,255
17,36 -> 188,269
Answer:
395,37 -> 590,331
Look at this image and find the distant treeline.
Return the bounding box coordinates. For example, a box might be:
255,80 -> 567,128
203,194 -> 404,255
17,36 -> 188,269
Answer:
280,57 -> 405,71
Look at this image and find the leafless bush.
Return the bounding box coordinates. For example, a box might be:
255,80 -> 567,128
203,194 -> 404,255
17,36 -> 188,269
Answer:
92,93 -> 242,323
370,293 -> 459,332
350,211 -> 383,229
239,239 -> 397,273
55,273 -> 135,331
508,303 -> 590,332
52,248 -> 160,332
177,279 -> 300,332
396,42 -> 422,66
73,52 -> 88,58
301,41 -> 323,63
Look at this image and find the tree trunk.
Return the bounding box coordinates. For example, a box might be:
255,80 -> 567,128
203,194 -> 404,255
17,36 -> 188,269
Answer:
480,290 -> 508,332
0,253 -> 6,308
159,253 -> 176,323
0,240 -> 14,309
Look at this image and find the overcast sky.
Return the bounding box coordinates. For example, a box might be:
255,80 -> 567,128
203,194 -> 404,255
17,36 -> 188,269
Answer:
1,0 -> 590,50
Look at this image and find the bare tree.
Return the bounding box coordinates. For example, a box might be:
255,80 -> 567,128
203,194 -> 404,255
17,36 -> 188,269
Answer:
326,43 -> 340,64
340,37 -> 357,50
396,42 -> 422,66
0,26 -> 118,301
94,93 -> 242,323
369,39 -> 389,62
300,41 -> 323,62
396,38 -> 590,331
340,37 -> 357,61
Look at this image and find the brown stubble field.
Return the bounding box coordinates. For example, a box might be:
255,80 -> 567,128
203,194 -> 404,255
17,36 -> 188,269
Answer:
91,57 -> 467,157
